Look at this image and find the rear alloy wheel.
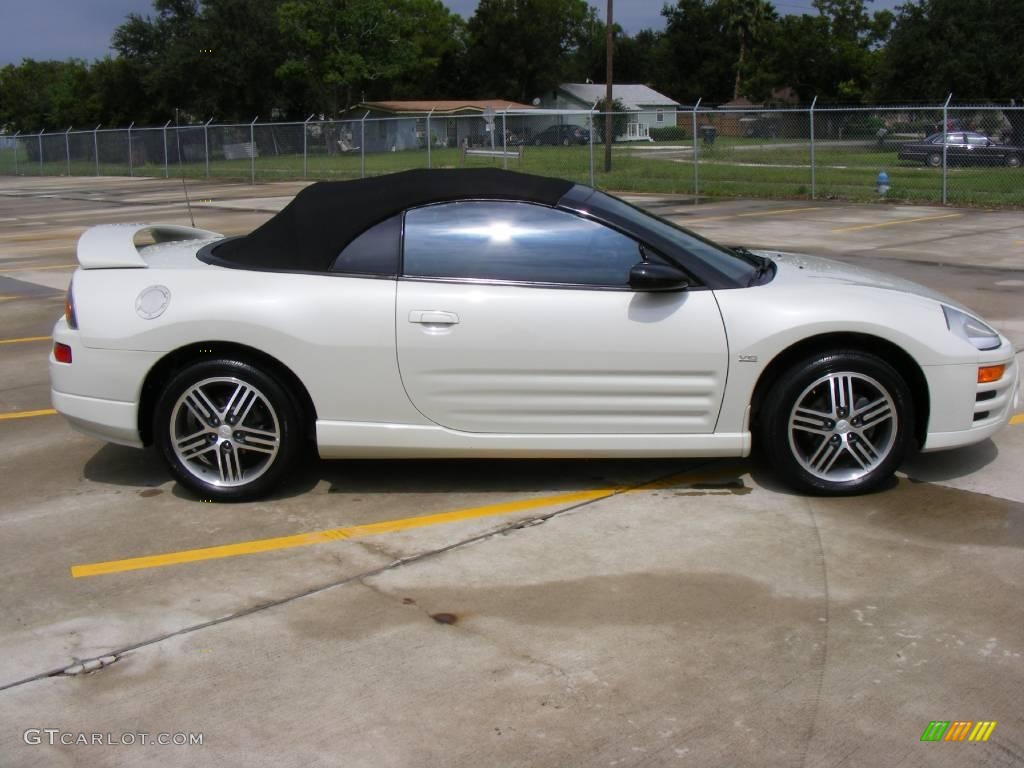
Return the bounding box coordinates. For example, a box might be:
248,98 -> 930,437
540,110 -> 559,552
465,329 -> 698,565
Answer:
155,359 -> 300,501
926,152 -> 942,167
1006,154 -> 1022,168
759,351 -> 914,495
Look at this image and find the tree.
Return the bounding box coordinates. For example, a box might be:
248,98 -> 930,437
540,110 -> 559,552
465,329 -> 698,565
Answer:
757,13 -> 830,102
384,0 -> 467,99
0,59 -> 98,131
111,0 -> 204,122
276,0 -> 454,112
659,0 -> 735,103
720,0 -> 776,101
462,0 -> 594,102
592,97 -> 628,141
874,0 -> 1024,102
567,24 -> 665,89
192,0 -> 292,119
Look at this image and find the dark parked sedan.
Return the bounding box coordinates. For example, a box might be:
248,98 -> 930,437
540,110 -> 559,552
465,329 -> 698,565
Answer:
531,125 -> 591,146
898,132 -> 1023,168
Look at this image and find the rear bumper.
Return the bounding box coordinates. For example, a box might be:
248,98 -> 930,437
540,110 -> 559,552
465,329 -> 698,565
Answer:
49,316 -> 158,448
50,389 -> 142,448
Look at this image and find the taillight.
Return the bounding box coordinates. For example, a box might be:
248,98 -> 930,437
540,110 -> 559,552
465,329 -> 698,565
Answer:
64,282 -> 77,329
53,342 -> 72,364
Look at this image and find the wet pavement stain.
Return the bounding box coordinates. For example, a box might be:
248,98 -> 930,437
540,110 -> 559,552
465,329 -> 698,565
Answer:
430,612 -> 458,625
673,479 -> 752,496
138,489 -> 162,498
821,477 -> 1023,547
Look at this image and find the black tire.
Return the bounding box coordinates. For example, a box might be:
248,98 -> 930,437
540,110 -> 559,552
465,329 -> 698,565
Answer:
1006,154 -> 1022,168
533,138 -> 542,146
562,137 -> 570,146
154,358 -> 301,502
926,152 -> 942,167
758,351 -> 914,496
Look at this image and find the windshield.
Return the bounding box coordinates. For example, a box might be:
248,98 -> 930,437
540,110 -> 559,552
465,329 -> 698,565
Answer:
571,190 -> 758,285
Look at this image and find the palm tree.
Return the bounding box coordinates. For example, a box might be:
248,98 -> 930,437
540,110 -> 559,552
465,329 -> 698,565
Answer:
721,0 -> 775,101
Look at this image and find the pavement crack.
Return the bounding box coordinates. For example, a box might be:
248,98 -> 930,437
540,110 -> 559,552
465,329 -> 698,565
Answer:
798,496 -> 832,768
54,654 -> 120,678
0,464 -> 708,695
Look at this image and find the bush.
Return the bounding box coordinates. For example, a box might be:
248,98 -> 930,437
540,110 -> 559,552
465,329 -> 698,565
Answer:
593,98 -> 630,142
650,126 -> 688,141
843,115 -> 884,138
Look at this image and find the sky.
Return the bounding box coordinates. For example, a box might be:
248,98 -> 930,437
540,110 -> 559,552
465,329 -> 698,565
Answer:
0,0 -> 902,66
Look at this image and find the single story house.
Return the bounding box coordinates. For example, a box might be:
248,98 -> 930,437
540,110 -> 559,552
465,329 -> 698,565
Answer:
542,83 -> 681,140
343,100 -> 535,152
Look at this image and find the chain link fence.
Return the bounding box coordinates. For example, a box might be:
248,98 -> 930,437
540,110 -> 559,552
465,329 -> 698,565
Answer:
2,102 -> 1022,206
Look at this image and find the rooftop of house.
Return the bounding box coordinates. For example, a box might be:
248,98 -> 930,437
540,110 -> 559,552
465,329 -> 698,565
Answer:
357,100 -> 536,115
559,83 -> 681,110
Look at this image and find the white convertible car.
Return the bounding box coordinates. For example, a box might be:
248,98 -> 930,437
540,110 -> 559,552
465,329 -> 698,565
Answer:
50,169 -> 1018,501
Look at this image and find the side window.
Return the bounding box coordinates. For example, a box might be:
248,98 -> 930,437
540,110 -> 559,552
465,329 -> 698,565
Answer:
403,201 -> 642,287
330,214 -> 402,276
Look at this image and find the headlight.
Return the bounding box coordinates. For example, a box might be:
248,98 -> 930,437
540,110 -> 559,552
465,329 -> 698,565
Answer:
942,305 -> 1001,350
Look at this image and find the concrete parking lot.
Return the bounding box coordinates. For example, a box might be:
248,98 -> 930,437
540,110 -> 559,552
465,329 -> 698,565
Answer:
0,175 -> 1022,767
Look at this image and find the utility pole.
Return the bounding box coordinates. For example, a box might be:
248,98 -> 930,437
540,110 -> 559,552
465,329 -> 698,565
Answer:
604,0 -> 613,172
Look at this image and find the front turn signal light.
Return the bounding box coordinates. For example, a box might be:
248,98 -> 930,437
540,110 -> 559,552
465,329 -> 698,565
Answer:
53,342 -> 72,364
978,364 -> 1004,384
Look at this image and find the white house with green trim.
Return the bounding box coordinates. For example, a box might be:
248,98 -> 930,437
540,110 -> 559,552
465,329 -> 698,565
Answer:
542,83 -> 680,141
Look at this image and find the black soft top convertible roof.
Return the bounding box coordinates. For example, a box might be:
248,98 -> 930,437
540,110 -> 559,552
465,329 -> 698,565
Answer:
210,168 -> 577,272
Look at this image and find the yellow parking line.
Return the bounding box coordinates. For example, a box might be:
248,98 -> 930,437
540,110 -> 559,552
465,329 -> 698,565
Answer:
832,213 -> 962,233
1011,413 -> 1024,425
0,264 -> 76,273
71,465 -> 744,578
0,408 -> 57,421
0,335 -> 50,345
683,206 -> 823,225
0,231 -> 81,243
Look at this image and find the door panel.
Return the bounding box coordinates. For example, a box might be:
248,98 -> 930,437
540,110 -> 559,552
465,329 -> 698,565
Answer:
396,280 -> 729,434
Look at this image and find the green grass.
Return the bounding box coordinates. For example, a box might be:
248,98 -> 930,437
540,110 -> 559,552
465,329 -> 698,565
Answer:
3,141 -> 1023,207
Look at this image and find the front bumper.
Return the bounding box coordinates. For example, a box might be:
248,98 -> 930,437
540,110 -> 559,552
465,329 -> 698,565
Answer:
921,351 -> 1020,452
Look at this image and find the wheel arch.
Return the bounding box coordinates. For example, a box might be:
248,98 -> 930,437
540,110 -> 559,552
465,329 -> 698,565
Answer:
749,332 -> 929,447
138,341 -> 318,446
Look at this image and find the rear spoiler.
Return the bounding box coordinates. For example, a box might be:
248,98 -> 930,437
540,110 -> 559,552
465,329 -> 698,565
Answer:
76,223 -> 223,269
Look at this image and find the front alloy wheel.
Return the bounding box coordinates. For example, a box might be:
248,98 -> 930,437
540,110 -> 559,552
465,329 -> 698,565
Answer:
155,359 -> 300,501
760,351 -> 913,495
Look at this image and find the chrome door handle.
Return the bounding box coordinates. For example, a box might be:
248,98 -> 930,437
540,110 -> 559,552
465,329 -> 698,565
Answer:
409,310 -> 460,325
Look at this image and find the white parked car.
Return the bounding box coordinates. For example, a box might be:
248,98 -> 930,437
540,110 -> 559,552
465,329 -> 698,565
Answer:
50,170 -> 1019,501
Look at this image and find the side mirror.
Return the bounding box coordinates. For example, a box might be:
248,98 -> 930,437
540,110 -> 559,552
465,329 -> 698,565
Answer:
629,261 -> 689,292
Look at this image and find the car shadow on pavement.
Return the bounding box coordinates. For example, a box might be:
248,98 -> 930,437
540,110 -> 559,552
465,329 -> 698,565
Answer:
314,457 -> 703,495
745,448 -> 900,497
899,438 -> 999,483
82,444 -> 711,501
